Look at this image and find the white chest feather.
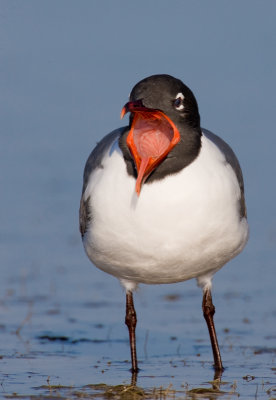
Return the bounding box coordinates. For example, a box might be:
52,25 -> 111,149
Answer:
83,135 -> 248,284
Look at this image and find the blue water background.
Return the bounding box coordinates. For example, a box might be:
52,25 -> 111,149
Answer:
0,1 -> 275,397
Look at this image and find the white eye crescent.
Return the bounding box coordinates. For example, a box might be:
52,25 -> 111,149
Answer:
174,92 -> 185,110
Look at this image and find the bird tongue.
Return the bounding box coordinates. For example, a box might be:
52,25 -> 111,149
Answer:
126,110 -> 180,195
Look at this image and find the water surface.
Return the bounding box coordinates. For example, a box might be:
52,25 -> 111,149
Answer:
0,1 -> 275,398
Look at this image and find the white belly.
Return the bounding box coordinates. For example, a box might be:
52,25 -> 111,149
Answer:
83,135 -> 249,284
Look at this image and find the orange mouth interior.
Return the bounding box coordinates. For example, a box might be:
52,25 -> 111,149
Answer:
124,108 -> 180,195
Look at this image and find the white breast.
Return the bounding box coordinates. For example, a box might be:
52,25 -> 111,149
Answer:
83,133 -> 248,285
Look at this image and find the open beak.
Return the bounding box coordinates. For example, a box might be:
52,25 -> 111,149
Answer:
121,100 -> 180,195
120,100 -> 145,119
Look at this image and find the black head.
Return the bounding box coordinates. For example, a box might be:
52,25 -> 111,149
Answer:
119,74 -> 202,191
129,74 -> 201,129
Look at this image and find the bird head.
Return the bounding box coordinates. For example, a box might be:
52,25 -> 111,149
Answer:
121,74 -> 200,195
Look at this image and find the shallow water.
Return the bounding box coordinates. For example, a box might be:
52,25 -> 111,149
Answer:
0,258 -> 275,399
1,1 -> 276,398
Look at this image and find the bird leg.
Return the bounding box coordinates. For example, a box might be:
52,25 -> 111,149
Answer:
202,288 -> 224,371
130,370 -> 138,387
125,291 -> 139,372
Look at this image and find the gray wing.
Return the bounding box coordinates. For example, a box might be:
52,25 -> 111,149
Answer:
79,127 -> 127,237
202,128 -> 247,219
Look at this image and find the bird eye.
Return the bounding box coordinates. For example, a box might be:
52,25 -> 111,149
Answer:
173,92 -> 185,110
174,98 -> 182,107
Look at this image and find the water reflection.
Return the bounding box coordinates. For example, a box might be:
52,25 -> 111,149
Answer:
28,369 -> 239,400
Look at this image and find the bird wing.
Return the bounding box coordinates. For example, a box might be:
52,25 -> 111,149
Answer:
202,128 -> 247,219
79,127 -> 127,237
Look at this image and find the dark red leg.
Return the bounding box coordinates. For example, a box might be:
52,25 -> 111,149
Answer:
202,288 -> 224,371
125,291 -> 139,372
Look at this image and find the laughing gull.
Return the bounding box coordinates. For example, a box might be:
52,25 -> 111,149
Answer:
79,74 -> 249,373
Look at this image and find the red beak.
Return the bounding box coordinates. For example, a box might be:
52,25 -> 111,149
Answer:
120,100 -> 147,119
121,101 -> 180,195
